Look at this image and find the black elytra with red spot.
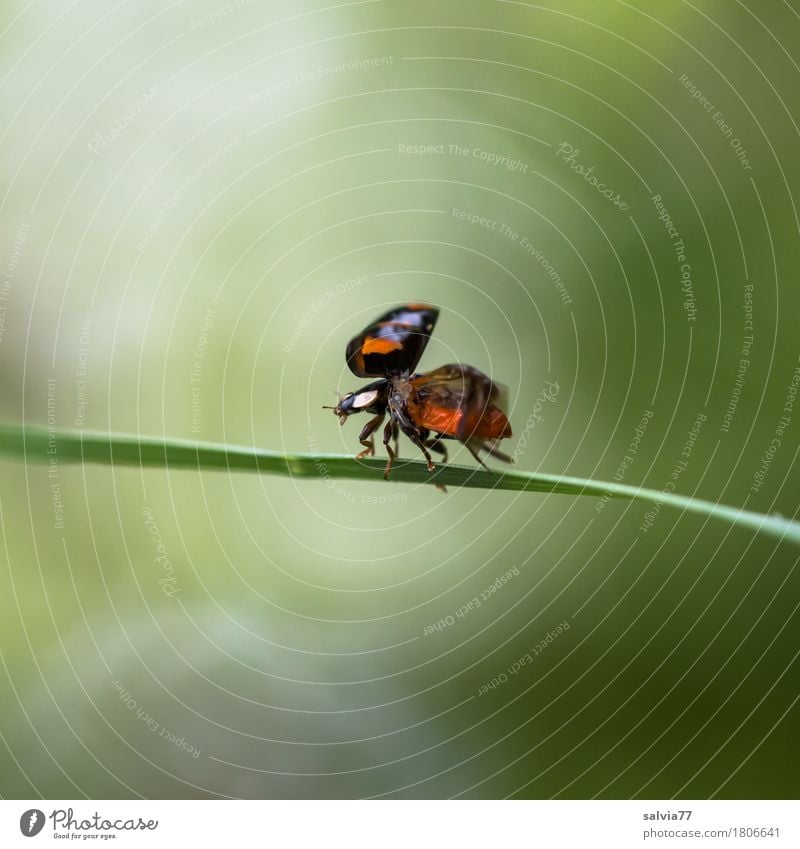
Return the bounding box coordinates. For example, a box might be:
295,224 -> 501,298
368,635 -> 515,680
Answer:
345,304 -> 439,378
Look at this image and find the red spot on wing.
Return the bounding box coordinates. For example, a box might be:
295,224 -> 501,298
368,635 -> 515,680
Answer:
361,335 -> 403,355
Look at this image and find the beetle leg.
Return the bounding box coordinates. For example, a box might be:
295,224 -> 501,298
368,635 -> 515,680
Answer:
482,439 -> 512,463
418,442 -> 435,472
391,406 -> 436,474
404,427 -> 435,472
383,420 -> 397,480
427,440 -> 449,492
356,413 -> 384,459
425,436 -> 448,464
465,440 -> 490,469
424,436 -> 448,491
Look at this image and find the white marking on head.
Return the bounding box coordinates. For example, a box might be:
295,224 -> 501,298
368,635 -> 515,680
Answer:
351,389 -> 379,409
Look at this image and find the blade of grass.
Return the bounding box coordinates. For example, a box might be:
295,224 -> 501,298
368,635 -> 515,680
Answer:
1,423 -> 798,546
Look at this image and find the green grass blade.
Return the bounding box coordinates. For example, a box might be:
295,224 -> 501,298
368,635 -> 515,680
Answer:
1,423 -> 798,546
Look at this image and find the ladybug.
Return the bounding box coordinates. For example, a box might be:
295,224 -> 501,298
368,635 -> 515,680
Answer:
325,304 -> 512,479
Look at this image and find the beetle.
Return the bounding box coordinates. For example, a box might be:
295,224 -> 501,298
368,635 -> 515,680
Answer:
324,304 -> 512,479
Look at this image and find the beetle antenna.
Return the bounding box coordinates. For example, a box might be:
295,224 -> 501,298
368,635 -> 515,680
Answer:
322,389 -> 342,411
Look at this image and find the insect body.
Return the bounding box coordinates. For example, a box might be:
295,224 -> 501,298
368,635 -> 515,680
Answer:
325,304 -> 513,479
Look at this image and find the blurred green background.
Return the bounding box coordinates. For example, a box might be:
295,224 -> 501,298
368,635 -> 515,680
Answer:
0,0 -> 798,799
